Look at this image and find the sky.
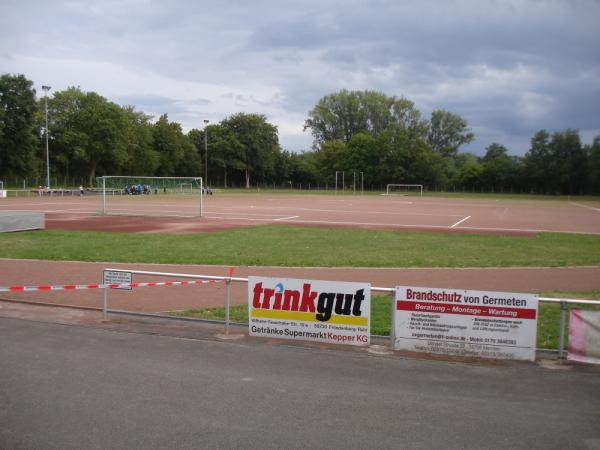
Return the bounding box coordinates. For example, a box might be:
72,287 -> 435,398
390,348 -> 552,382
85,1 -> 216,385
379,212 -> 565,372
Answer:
1,0 -> 599,155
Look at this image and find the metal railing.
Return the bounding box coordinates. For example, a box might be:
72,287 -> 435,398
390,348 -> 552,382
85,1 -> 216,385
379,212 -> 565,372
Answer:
1,188 -> 125,197
103,269 -> 245,337
102,268 -> 600,357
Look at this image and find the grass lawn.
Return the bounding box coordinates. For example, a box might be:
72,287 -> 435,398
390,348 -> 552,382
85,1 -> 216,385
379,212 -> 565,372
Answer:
1,227 -> 599,267
172,290 -> 600,350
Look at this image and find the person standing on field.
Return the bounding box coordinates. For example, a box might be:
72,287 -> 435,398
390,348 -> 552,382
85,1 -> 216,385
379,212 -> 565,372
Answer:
79,185 -> 84,196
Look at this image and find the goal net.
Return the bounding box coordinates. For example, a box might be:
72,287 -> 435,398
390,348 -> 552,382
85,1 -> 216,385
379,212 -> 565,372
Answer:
385,184 -> 423,197
96,176 -> 204,217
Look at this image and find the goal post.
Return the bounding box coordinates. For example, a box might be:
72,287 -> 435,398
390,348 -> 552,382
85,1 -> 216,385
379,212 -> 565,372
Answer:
179,183 -> 194,194
97,176 -> 204,217
385,184 -> 423,197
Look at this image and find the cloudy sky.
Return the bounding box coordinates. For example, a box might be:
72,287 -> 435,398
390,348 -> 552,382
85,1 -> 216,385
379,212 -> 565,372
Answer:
1,0 -> 599,155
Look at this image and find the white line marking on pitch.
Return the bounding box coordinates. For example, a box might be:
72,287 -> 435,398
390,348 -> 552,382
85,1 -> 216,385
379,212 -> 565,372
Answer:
274,215 -> 300,221
211,205 -> 462,218
205,211 -> 286,218
569,202 -> 600,212
202,216 -> 600,234
451,216 -> 471,228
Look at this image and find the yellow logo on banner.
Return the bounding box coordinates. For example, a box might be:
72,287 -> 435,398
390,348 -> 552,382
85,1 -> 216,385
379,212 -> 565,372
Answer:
251,308 -> 368,326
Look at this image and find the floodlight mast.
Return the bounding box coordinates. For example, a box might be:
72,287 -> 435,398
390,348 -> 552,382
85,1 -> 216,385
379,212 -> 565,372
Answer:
204,119 -> 209,188
42,85 -> 51,189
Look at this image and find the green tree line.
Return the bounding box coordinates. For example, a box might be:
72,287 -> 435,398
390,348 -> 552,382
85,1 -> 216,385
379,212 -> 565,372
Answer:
1,74 -> 599,194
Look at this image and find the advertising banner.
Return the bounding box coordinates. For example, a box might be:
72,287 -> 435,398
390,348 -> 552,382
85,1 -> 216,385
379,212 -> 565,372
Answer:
394,286 -> 538,361
248,276 -> 371,346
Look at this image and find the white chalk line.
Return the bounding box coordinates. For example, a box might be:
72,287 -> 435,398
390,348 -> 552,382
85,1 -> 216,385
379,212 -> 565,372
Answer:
274,215 -> 300,221
196,211 -> 284,218
451,216 -> 471,228
202,215 -> 600,235
209,205 -> 464,218
569,202 -> 600,212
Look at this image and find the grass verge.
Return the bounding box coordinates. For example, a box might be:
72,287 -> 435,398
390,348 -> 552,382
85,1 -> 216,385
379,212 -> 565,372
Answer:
1,227 -> 599,267
172,290 -> 600,350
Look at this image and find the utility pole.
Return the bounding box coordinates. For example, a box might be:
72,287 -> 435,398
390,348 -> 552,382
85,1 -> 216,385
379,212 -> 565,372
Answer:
204,119 -> 210,187
42,85 -> 51,189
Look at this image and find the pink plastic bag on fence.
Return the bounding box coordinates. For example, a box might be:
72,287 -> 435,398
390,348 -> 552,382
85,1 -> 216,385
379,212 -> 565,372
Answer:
568,309 -> 600,364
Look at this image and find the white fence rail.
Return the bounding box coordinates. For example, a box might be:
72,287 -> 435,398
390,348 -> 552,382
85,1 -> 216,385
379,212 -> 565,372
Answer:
102,268 -> 599,358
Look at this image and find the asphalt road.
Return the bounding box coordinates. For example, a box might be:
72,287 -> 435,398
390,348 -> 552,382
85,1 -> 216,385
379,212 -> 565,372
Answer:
1,317 -> 599,449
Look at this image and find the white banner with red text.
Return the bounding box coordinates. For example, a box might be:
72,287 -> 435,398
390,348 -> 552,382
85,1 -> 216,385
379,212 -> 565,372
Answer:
394,286 -> 538,361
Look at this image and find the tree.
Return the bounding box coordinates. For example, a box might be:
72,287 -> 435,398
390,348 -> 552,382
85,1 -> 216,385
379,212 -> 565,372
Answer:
346,133 -> 376,172
152,114 -> 191,176
292,151 -> 321,186
0,74 -> 39,181
49,87 -> 129,186
549,129 -> 586,195
304,90 -> 425,147
587,136 -> 600,193
176,136 -> 203,177
481,143 -> 518,192
449,153 -> 483,190
405,140 -> 449,187
304,90 -> 366,144
427,109 -> 474,158
523,129 -> 586,194
315,140 -> 347,184
523,130 -> 551,193
189,124 -> 244,187
391,98 -> 428,141
367,125 -> 441,187
121,106 -> 160,175
221,113 -> 279,188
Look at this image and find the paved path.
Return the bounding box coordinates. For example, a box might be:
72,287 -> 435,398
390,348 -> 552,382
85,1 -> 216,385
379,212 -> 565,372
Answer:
0,314 -> 599,449
1,259 -> 599,312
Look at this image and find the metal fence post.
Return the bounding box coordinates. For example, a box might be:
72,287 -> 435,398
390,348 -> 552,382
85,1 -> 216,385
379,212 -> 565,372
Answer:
103,287 -> 109,321
225,278 -> 231,336
558,301 -> 567,359
102,177 -> 106,215
390,291 -> 396,349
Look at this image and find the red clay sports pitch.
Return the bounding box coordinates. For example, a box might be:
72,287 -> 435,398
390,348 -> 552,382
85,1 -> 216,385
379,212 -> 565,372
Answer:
1,193 -> 599,235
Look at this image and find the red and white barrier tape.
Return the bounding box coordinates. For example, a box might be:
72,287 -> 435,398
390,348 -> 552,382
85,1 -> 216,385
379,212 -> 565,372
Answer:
0,279 -> 222,293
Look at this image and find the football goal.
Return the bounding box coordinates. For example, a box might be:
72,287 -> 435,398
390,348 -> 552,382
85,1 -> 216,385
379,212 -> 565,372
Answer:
97,176 -> 204,217
179,183 -> 194,194
385,184 -> 423,197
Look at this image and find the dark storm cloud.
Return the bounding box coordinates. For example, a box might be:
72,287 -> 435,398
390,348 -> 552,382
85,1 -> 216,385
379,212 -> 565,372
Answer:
241,0 -> 600,152
1,0 -> 599,153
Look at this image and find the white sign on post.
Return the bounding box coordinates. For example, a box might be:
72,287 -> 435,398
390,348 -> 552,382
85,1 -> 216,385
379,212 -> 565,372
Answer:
103,270 -> 132,290
248,276 -> 371,346
394,286 -> 538,361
